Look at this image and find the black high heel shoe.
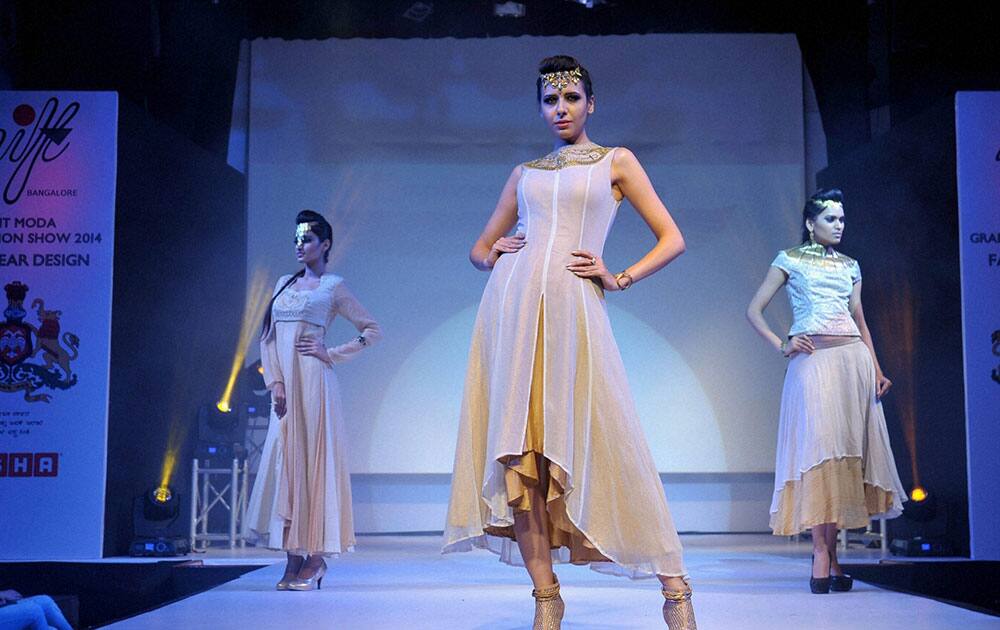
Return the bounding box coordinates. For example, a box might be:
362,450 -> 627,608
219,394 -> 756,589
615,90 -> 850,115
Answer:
810,551 -> 831,594
830,572 -> 853,592
810,576 -> 831,594
829,550 -> 853,592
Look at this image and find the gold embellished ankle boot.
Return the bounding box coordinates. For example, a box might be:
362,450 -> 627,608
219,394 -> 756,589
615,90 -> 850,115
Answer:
531,577 -> 564,630
662,588 -> 697,630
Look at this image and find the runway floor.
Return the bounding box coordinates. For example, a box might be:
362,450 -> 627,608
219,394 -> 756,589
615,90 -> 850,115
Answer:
105,534 -> 998,629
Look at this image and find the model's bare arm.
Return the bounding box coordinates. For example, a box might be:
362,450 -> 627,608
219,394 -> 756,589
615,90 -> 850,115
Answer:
568,148 -> 685,290
746,266 -> 793,355
470,165 -> 524,271
850,282 -> 892,398
612,148 -> 685,280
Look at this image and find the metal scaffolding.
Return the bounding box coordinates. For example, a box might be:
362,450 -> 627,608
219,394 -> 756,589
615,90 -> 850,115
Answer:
189,458 -> 249,551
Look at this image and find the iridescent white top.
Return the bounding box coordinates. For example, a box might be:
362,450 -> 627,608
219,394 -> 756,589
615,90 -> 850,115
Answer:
771,243 -> 862,337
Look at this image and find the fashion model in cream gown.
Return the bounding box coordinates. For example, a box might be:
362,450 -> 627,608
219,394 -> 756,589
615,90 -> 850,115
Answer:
245,210 -> 380,591
747,189 -> 905,595
443,56 -> 697,629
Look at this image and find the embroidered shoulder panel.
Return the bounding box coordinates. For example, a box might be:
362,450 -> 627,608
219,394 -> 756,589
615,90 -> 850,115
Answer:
783,244 -> 855,268
523,144 -> 613,170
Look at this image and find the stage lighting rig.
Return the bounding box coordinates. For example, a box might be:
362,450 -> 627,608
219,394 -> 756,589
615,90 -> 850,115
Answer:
197,403 -> 249,462
129,485 -> 191,556
494,2 -> 526,17
889,486 -> 953,557
403,2 -> 433,22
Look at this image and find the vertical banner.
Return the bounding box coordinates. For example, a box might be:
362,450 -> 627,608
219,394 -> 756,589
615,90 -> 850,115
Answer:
956,92 -> 1000,561
0,92 -> 117,559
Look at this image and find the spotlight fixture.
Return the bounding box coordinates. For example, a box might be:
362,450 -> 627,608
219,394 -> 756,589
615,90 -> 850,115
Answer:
889,487 -> 953,557
152,486 -> 171,504
197,403 -> 248,462
129,485 -> 190,556
564,0 -> 607,8
403,2 -> 433,22
494,2 -> 525,17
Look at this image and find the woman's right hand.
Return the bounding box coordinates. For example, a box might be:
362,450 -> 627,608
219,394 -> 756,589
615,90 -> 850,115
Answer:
782,334 -> 815,357
485,232 -> 526,268
272,382 -> 287,418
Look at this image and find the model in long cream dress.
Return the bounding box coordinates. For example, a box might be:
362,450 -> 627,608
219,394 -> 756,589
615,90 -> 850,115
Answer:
746,189 -> 905,594
444,56 -> 697,629
245,211 -> 380,591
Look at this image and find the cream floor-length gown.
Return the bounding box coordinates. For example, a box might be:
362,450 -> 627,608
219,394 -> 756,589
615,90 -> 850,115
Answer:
245,274 -> 380,555
444,143 -> 687,578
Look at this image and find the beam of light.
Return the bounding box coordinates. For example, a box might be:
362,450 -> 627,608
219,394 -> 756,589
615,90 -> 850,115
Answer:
323,168 -> 368,269
882,272 -> 920,488
158,362 -> 195,492
217,268 -> 273,413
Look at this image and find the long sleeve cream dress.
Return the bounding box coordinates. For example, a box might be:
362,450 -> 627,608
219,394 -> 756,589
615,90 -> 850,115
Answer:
245,273 -> 380,555
444,143 -> 687,579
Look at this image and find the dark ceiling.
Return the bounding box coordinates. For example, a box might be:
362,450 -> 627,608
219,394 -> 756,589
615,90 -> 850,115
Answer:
2,1 -> 997,162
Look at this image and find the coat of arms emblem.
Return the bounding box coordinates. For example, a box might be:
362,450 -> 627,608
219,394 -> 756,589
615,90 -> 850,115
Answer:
0,281 -> 79,402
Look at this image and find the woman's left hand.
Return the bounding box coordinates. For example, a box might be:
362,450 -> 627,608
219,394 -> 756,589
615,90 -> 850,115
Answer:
567,249 -> 619,291
875,372 -> 893,399
295,335 -> 331,364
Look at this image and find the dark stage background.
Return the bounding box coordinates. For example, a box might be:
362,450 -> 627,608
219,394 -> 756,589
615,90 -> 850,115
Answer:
1,0 -> 996,555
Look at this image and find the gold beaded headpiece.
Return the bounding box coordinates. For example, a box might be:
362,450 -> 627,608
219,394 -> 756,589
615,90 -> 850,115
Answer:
540,67 -> 583,92
295,222 -> 313,246
818,199 -> 844,212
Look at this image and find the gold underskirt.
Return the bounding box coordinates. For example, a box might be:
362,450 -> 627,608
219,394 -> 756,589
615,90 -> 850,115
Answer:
483,301 -> 609,564
770,457 -> 897,536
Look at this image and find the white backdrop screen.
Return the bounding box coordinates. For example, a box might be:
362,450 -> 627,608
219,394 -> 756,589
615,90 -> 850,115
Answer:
245,34 -> 805,473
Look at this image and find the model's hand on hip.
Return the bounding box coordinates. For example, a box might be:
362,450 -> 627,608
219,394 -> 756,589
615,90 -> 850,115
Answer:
783,334 -> 815,357
296,336 -> 332,365
486,232 -> 526,267
567,249 -> 618,291
272,382 -> 287,418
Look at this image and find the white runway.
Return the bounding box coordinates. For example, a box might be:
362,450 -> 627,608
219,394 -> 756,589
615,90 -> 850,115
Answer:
105,535 -> 998,629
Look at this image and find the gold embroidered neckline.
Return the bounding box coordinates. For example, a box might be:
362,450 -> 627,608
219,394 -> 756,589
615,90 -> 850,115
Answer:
523,143 -> 612,170
786,243 -> 854,267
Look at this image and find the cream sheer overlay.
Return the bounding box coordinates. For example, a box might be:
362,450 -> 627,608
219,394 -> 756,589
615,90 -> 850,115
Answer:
444,144 -> 687,579
245,274 -> 381,555
769,249 -> 906,534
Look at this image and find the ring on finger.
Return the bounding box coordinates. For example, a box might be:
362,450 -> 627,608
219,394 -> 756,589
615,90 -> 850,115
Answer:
589,257 -> 596,265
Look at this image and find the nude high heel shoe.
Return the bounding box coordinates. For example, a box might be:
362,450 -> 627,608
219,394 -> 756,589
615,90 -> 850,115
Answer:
662,587 -> 697,629
531,576 -> 564,630
276,556 -> 304,590
288,560 -> 326,591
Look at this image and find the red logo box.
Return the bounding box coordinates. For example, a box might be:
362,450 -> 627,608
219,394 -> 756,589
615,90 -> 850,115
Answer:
34,453 -> 58,477
7,453 -> 34,477
0,453 -> 59,477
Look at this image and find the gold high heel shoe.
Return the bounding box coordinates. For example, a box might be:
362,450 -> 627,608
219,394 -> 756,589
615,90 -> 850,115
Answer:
662,587 -> 697,630
276,557 -> 304,590
288,561 -> 327,591
531,576 -> 564,630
